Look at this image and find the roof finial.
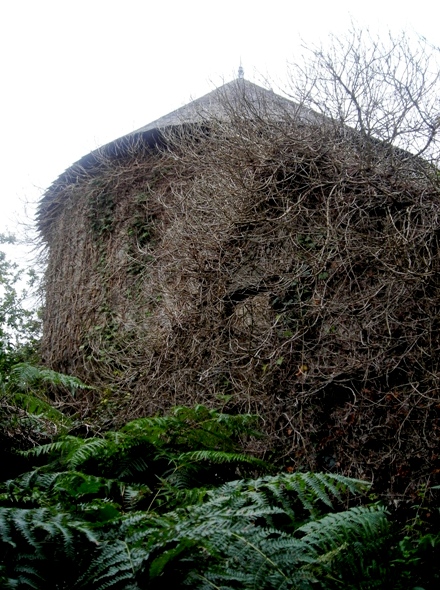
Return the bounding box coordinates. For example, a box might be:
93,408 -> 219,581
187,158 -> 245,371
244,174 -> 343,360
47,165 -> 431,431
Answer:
238,60 -> 244,80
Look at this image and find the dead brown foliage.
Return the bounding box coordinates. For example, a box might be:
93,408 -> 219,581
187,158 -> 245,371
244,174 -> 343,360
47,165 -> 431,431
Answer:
38,102 -> 440,503
39,17 -> 440,507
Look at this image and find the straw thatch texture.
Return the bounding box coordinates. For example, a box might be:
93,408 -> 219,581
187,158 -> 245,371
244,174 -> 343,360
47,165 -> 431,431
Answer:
39,86 -> 440,499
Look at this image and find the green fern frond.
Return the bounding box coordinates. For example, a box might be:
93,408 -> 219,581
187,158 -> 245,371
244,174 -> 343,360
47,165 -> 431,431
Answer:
23,436 -> 111,471
0,506 -> 100,589
177,450 -> 268,468
0,508 -> 15,547
1,469 -> 381,590
3,469 -> 151,517
140,473 -> 376,588
209,472 -> 370,520
3,508 -> 42,551
0,507 -> 98,561
176,505 -> 389,590
163,466 -> 194,490
8,392 -> 71,427
298,505 -> 389,555
122,485 -> 150,510
122,405 -> 261,452
203,529 -> 316,590
0,562 -> 43,590
67,438 -> 109,469
161,449 -> 267,495
116,456 -> 150,478
9,363 -> 93,392
121,415 -> 175,436
297,505 -> 391,586
79,539 -> 149,590
155,481 -> 210,510
22,436 -> 84,460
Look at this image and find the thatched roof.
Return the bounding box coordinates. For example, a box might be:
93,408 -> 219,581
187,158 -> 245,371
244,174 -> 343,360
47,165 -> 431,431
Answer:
129,78 -> 319,134
38,78 -> 315,235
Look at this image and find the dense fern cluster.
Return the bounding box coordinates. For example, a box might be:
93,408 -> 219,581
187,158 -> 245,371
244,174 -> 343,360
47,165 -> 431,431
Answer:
1,398 -> 439,589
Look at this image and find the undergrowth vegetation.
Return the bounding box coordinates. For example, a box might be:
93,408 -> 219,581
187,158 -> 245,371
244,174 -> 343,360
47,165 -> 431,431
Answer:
1,398 -> 440,590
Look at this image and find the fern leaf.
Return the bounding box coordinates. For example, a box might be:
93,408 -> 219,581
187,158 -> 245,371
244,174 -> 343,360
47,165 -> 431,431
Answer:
9,363 -> 93,392
67,438 -> 109,469
22,436 -> 83,460
177,450 -> 268,468
298,505 -> 389,551
8,392 -> 71,428
298,505 -> 391,584
0,508 -> 15,547
79,539 -> 148,590
116,456 -> 150,478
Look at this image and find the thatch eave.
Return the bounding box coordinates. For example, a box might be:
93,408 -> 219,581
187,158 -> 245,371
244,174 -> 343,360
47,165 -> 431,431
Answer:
37,123 -> 184,241
37,79 -> 314,239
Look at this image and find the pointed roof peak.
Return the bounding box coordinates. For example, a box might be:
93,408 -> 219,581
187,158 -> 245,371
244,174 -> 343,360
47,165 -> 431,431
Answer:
39,78 -> 322,231
130,78 -> 307,136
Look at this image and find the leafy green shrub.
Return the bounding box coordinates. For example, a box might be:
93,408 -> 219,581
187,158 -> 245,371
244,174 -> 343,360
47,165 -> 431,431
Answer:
0,234 -> 40,373
0,236 -> 77,474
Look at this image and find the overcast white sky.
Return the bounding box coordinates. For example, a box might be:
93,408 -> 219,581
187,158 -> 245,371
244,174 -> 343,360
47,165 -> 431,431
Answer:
1,0 -> 440,242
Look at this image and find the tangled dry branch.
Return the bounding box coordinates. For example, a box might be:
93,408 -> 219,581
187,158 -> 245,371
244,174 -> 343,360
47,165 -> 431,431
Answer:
39,31 -> 440,503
